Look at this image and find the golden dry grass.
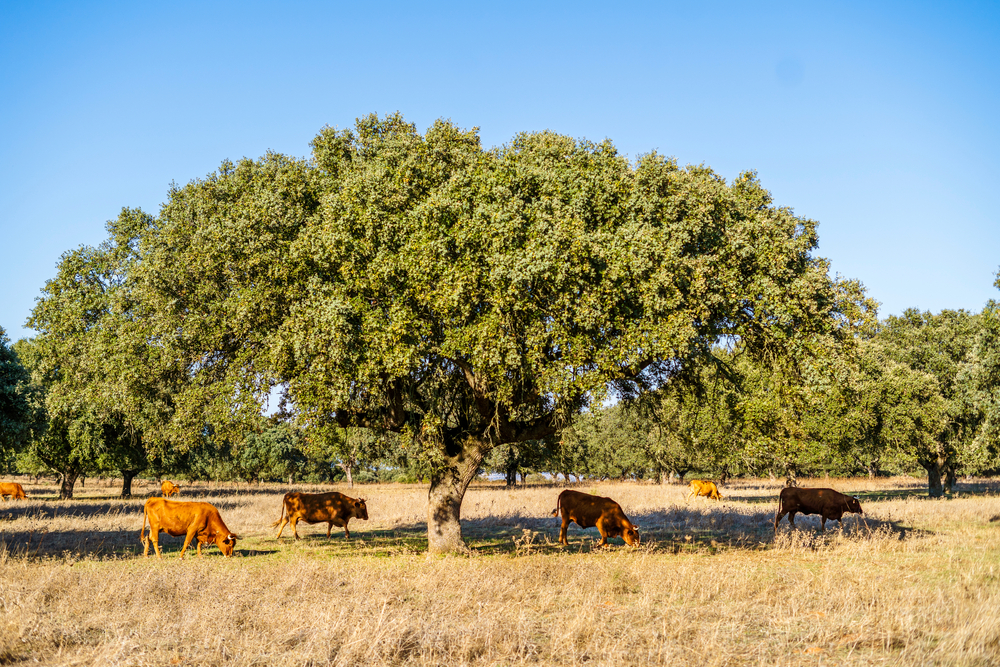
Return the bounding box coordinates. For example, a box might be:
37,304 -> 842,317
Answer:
1,476 -> 999,666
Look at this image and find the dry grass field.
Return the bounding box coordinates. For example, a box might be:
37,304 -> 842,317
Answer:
1,476 -> 999,666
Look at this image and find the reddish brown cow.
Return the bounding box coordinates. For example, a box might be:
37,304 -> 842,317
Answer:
774,487 -> 863,533
160,480 -> 180,497
272,491 -> 369,540
686,480 -> 723,501
0,482 -> 27,501
551,489 -> 639,547
140,498 -> 239,558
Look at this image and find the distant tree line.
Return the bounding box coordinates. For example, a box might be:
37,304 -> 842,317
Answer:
1,113 -> 998,554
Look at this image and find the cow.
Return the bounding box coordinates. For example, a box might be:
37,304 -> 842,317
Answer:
139,498 -> 239,558
0,482 -> 27,501
686,479 -> 723,502
161,480 -> 181,497
551,489 -> 639,547
774,487 -> 863,533
272,491 -> 369,540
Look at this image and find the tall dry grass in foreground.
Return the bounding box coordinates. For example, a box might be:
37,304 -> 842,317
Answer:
1,477 -> 999,666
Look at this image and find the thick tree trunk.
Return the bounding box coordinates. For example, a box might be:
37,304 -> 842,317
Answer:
505,467 -> 517,488
120,469 -> 139,498
427,440 -> 486,555
59,471 -> 80,500
922,460 -> 944,498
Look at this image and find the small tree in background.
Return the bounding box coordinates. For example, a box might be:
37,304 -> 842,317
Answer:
236,424 -> 307,484
0,327 -> 32,471
878,309 -> 982,495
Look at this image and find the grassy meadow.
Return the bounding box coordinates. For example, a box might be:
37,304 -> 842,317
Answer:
1,476 -> 999,666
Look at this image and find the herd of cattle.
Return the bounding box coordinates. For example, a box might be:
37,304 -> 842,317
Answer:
0,478 -> 865,558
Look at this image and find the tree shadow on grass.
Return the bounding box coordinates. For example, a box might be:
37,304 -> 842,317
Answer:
262,524 -> 430,557
0,498 -> 250,522
0,524 -> 286,560
1,528 -> 148,559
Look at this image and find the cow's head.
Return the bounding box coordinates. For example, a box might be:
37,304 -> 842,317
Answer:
623,522 -> 640,547
850,496 -> 863,515
216,533 -> 239,557
354,498 -> 369,521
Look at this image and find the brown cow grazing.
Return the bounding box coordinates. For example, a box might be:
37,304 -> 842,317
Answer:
161,480 -> 181,497
686,480 -> 723,501
551,489 -> 639,547
774,487 -> 863,533
272,491 -> 369,540
140,498 -> 239,558
0,482 -> 27,501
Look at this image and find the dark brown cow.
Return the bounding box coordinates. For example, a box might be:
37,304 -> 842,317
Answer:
0,482 -> 27,501
161,480 -> 181,497
140,498 -> 239,558
551,489 -> 639,547
272,491 -> 369,540
774,487 -> 863,533
686,480 -> 723,501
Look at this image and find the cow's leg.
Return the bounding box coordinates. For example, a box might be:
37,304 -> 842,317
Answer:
343,522 -> 350,539
595,517 -> 609,547
179,528 -> 197,559
196,541 -> 203,557
291,516 -> 300,540
151,530 -> 163,559
774,510 -> 787,532
820,517 -> 827,531
788,512 -> 797,529
559,515 -> 570,546
327,522 -> 333,538
275,517 -> 288,540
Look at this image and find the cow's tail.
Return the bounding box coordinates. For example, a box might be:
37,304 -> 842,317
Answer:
551,491 -> 564,518
773,489 -> 782,535
270,494 -> 288,528
139,504 -> 148,544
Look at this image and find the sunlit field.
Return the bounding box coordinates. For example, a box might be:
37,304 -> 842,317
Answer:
2,476 -> 999,666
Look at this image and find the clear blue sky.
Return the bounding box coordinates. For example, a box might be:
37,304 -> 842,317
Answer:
2,1 -> 998,342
